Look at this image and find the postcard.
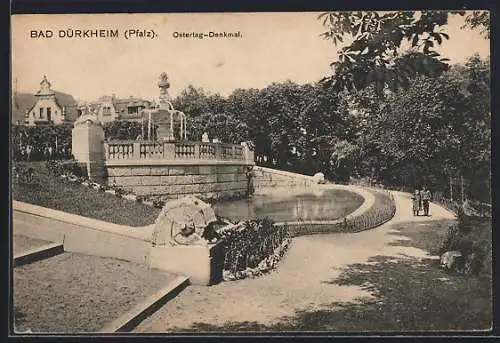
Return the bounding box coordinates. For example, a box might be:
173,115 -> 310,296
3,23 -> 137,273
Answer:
11,11 -> 492,335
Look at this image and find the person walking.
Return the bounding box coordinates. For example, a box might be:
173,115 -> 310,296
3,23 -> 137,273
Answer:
411,189 -> 420,216
421,186 -> 432,216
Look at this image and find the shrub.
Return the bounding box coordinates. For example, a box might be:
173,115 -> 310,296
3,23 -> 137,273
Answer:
153,199 -> 165,208
439,214 -> 491,277
222,218 -> 290,277
46,160 -> 88,180
114,187 -> 125,197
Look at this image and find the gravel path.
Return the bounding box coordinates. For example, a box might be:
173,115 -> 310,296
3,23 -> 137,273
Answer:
13,252 -> 177,333
135,191 -> 456,332
13,234 -> 52,255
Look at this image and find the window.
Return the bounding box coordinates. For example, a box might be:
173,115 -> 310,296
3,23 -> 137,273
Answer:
103,106 -> 111,115
39,108 -> 43,118
47,107 -> 52,121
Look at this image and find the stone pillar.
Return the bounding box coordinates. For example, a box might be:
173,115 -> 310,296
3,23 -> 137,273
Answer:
180,114 -> 183,141
163,142 -> 176,160
241,141 -> 255,165
170,111 -> 174,140
72,115 -> 107,184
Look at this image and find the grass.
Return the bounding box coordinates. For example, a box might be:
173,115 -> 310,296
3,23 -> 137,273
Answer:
172,220 -> 492,332
12,161 -> 160,227
13,252 -> 177,333
388,219 -> 457,255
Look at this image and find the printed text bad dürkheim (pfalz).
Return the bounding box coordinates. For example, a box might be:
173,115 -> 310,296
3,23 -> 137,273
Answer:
29,29 -> 243,39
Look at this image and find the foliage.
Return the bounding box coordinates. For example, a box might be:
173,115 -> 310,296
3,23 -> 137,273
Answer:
187,112 -> 249,144
45,160 -> 88,179
173,81 -> 354,180
330,140 -> 361,182
171,85 -> 226,118
350,55 -> 490,198
221,218 -> 290,276
462,11 -> 490,38
318,11 -> 479,93
102,120 -> 158,141
12,120 -> 160,161
439,211 -> 491,277
12,124 -> 73,161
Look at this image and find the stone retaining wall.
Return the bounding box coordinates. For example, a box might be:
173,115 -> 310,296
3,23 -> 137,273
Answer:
107,163 -> 251,201
252,166 -> 316,192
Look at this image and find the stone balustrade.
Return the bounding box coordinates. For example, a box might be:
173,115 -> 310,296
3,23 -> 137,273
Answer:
104,140 -> 246,162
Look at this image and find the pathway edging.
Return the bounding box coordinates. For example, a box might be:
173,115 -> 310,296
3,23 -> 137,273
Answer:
99,275 -> 190,333
13,243 -> 64,267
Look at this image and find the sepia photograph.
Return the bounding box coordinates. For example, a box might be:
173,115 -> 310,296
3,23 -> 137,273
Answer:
10,10 -> 491,335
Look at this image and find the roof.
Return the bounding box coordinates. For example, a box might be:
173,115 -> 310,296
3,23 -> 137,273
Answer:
12,91 -> 78,124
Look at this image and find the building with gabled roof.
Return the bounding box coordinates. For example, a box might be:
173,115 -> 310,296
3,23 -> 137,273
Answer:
20,76 -> 78,126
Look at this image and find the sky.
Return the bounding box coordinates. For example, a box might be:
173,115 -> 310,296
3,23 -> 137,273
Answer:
11,12 -> 490,101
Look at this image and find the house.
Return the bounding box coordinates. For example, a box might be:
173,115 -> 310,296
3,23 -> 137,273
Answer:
18,76 -> 78,126
76,95 -> 152,123
113,96 -> 152,122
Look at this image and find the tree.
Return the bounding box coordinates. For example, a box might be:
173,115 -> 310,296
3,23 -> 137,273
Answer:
171,85 -> 212,118
462,11 -> 490,38
187,112 -> 248,144
350,55 -> 490,194
330,140 -> 361,182
318,11 -> 484,93
225,88 -> 271,163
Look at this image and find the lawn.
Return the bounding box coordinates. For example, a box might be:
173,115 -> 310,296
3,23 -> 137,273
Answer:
12,161 -> 160,227
171,219 -> 492,332
13,252 -> 177,333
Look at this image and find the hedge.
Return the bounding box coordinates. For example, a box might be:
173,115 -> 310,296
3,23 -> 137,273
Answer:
286,189 -> 396,237
12,121 -> 159,161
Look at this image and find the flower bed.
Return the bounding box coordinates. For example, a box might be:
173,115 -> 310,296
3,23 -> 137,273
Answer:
219,218 -> 291,281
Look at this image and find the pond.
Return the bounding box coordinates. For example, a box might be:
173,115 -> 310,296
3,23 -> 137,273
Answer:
213,188 -> 364,222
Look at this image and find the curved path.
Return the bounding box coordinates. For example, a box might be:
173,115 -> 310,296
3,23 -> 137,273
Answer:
135,191 -> 456,332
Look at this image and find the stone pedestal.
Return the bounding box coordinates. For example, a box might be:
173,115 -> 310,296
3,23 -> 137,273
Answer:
71,115 -> 106,183
151,107 -> 175,141
148,240 -> 225,285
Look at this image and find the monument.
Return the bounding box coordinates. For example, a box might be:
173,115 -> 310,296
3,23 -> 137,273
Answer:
142,72 -> 188,141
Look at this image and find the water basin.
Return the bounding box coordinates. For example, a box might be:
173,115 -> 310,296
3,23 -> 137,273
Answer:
213,188 -> 364,222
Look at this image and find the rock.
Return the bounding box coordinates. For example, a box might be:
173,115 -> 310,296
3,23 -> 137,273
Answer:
313,172 -> 326,184
123,194 -> 137,201
440,250 -> 463,270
